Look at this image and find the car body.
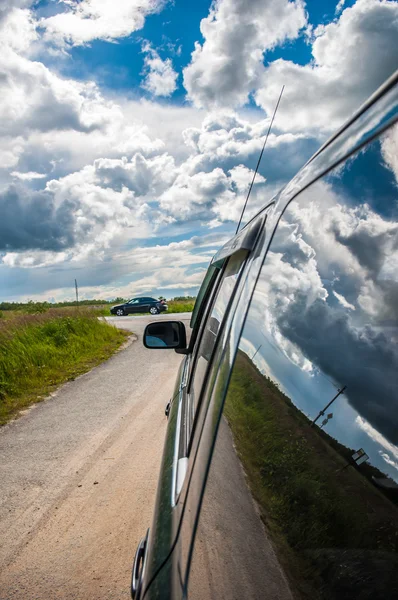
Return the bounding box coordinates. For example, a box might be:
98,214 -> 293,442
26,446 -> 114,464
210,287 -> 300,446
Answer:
132,71 -> 398,600
110,297 -> 168,316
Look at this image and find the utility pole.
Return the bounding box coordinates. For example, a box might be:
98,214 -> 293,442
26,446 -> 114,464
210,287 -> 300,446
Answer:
252,344 -> 262,362
75,279 -> 79,305
311,386 -> 346,427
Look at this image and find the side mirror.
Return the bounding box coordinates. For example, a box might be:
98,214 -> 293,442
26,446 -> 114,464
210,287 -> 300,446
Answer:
144,321 -> 187,351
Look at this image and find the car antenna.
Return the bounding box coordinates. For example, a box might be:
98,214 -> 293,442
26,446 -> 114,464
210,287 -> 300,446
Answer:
236,85 -> 285,234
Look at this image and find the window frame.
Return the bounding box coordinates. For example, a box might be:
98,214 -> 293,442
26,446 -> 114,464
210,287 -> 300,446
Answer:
185,250 -> 248,455
171,213 -> 266,505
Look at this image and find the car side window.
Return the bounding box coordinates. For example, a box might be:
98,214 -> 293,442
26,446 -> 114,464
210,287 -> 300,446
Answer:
187,250 -> 247,435
190,265 -> 220,332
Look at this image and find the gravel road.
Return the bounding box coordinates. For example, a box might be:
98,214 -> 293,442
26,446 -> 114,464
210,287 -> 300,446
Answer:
0,314 -> 189,600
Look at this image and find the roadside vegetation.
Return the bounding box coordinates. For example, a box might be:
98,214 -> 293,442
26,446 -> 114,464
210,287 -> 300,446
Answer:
225,351 -> 398,600
1,296 -> 196,317
0,308 -> 128,425
165,297 -> 195,313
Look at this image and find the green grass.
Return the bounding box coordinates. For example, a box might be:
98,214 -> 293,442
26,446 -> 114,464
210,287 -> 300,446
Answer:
0,309 -> 129,425
166,299 -> 195,313
0,297 -> 196,315
225,351 -> 398,599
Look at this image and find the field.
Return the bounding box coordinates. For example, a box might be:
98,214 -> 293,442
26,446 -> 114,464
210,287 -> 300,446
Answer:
0,308 -> 129,425
225,350 -> 398,600
0,296 -> 196,315
166,298 -> 195,313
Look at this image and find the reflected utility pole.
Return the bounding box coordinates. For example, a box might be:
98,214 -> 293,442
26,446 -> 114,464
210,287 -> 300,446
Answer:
252,344 -> 262,362
311,386 -> 347,427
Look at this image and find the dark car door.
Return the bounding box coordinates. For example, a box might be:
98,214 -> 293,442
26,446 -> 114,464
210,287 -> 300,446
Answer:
126,299 -> 140,314
139,298 -> 153,313
139,211 -> 268,600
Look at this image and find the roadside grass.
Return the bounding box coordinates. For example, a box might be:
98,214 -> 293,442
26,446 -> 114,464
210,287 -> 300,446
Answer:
1,298 -> 195,318
0,309 -> 129,425
166,299 -> 195,313
224,351 -> 398,599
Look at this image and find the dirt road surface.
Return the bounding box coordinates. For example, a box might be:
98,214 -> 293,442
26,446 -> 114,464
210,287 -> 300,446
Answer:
0,314 -> 190,600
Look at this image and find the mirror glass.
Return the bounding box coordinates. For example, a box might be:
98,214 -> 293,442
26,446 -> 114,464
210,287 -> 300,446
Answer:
144,322 -> 181,348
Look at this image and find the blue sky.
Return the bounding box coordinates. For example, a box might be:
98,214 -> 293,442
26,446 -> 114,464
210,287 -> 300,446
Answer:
37,0 -> 357,100
30,0 -> 356,126
0,0 -> 397,304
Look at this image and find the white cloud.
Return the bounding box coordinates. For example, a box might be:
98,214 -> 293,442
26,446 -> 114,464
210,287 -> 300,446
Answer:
92,152 -> 177,195
381,122 -> 398,183
255,0 -> 398,133
41,0 -> 166,47
333,290 -> 356,311
0,32 -> 123,140
10,171 -> 46,180
141,43 -> 178,97
0,137 -> 25,169
0,6 -> 38,53
335,0 -> 346,14
183,0 -> 307,109
1,233 -> 226,303
158,163 -> 265,223
380,452 -> 398,471
181,110 -> 314,180
357,416 -> 398,463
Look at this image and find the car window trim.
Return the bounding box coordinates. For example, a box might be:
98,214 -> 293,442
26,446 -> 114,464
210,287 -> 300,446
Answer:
186,250 -> 249,456
187,213 -> 264,362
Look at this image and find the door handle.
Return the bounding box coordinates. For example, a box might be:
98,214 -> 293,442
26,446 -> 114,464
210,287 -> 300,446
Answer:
131,529 -> 149,599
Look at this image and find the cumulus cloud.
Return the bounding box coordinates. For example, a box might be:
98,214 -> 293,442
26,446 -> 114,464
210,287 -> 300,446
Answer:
0,233 -> 225,303
41,0 -> 166,47
336,0 -> 346,13
0,50 -> 121,138
255,0 -> 398,133
10,171 -> 46,181
381,122 -> 398,183
0,161 -> 156,256
0,0 -> 33,24
0,185 -> 76,252
0,102 -> 318,280
0,5 -> 38,52
158,164 -> 266,223
181,110 -> 317,181
183,0 -> 307,109
141,43 -> 178,97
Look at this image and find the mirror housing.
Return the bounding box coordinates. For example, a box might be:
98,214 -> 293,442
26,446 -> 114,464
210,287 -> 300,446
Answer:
144,321 -> 187,351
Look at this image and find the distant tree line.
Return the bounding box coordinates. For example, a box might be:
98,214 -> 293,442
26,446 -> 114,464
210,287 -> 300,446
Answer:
0,295 -> 196,312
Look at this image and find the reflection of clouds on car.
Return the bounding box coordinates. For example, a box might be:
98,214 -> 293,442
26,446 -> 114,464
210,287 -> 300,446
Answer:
254,142 -> 398,453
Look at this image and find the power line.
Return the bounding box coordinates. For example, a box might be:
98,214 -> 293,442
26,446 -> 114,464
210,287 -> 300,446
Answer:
236,85 -> 285,234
